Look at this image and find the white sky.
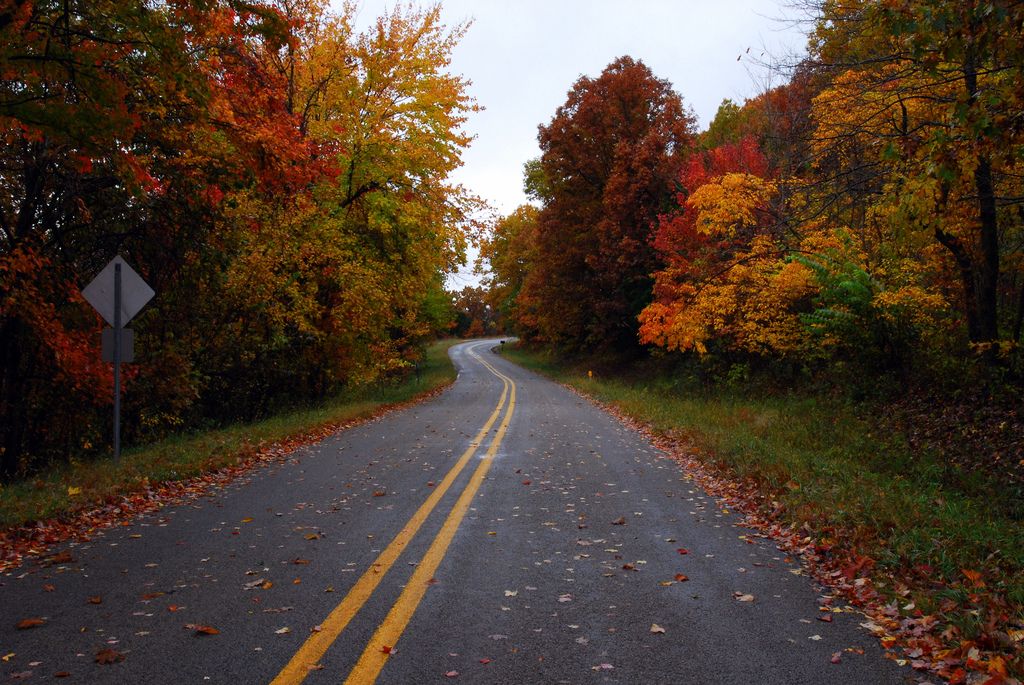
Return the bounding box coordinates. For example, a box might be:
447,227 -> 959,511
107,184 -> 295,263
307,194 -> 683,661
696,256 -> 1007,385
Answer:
344,1 -> 811,288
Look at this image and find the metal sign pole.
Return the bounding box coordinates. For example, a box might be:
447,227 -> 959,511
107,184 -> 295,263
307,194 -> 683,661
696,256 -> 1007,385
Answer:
82,255 -> 153,462
113,263 -> 121,463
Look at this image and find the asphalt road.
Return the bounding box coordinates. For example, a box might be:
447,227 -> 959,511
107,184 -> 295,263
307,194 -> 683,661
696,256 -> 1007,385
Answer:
0,340 -> 916,684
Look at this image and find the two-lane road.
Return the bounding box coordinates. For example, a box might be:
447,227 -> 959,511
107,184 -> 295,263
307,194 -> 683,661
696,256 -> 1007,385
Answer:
0,341 -> 914,683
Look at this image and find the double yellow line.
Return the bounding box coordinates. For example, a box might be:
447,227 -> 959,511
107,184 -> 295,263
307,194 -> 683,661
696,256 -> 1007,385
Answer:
271,344 -> 516,685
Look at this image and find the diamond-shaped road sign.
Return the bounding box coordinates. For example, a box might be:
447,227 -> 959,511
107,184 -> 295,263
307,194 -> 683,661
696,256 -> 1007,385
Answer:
82,256 -> 154,326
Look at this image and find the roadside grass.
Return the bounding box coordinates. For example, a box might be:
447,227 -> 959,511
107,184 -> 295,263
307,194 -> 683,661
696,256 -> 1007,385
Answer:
0,339 -> 459,531
503,346 -> 1024,635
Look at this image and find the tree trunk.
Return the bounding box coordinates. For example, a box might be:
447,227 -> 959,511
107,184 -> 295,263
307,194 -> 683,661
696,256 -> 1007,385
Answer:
0,317 -> 26,479
1012,279 -> 1024,343
972,153 -> 1000,342
963,43 -> 1000,342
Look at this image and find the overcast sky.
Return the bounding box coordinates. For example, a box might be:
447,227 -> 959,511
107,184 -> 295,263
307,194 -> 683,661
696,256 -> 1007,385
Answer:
345,1 -> 811,288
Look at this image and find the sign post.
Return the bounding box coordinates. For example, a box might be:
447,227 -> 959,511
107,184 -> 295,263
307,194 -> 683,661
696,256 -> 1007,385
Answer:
113,263 -> 122,462
82,256 -> 154,462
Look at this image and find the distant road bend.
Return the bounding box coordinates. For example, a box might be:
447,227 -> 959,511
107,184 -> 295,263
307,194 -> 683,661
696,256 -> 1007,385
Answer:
0,340 -> 913,684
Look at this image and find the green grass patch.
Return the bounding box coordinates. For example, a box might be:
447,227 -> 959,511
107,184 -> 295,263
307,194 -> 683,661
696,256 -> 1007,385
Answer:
0,339 -> 459,531
505,346 -> 1024,620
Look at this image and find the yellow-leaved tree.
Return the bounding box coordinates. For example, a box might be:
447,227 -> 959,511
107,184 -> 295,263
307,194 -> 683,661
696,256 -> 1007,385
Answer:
640,171 -> 814,355
210,0 -> 482,405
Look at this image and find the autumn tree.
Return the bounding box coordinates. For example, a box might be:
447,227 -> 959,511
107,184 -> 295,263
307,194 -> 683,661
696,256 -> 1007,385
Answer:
641,71 -> 960,372
806,0 -> 1024,345
640,137 -> 804,356
520,56 -> 695,353
479,204 -> 538,337
195,1 -> 480,415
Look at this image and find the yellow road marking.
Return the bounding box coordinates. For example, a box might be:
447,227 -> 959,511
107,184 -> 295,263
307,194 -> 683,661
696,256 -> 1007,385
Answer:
343,367 -> 516,684
270,341 -> 512,683
271,343 -> 512,685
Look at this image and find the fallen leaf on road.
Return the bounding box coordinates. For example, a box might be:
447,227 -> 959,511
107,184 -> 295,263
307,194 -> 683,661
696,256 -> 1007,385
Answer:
677,548 -> 689,555
303,533 -> 320,540
817,613 -> 832,623
592,663 -> 614,671
504,590 -> 518,597
734,593 -> 754,602
54,672 -> 70,678
275,627 -> 291,635
241,517 -> 253,523
94,648 -> 124,664
88,596 -> 102,604
650,624 -> 665,634
372,491 -> 386,498
558,594 -> 573,603
809,635 -> 822,641
141,592 -> 165,600
611,517 -> 626,525
479,658 -> 492,664
16,618 -> 44,630
293,558 -> 310,565
674,574 -> 689,582
831,652 -> 842,664
42,584 -> 55,592
186,624 -> 220,635
445,671 -> 459,678
1,653 -> 14,662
